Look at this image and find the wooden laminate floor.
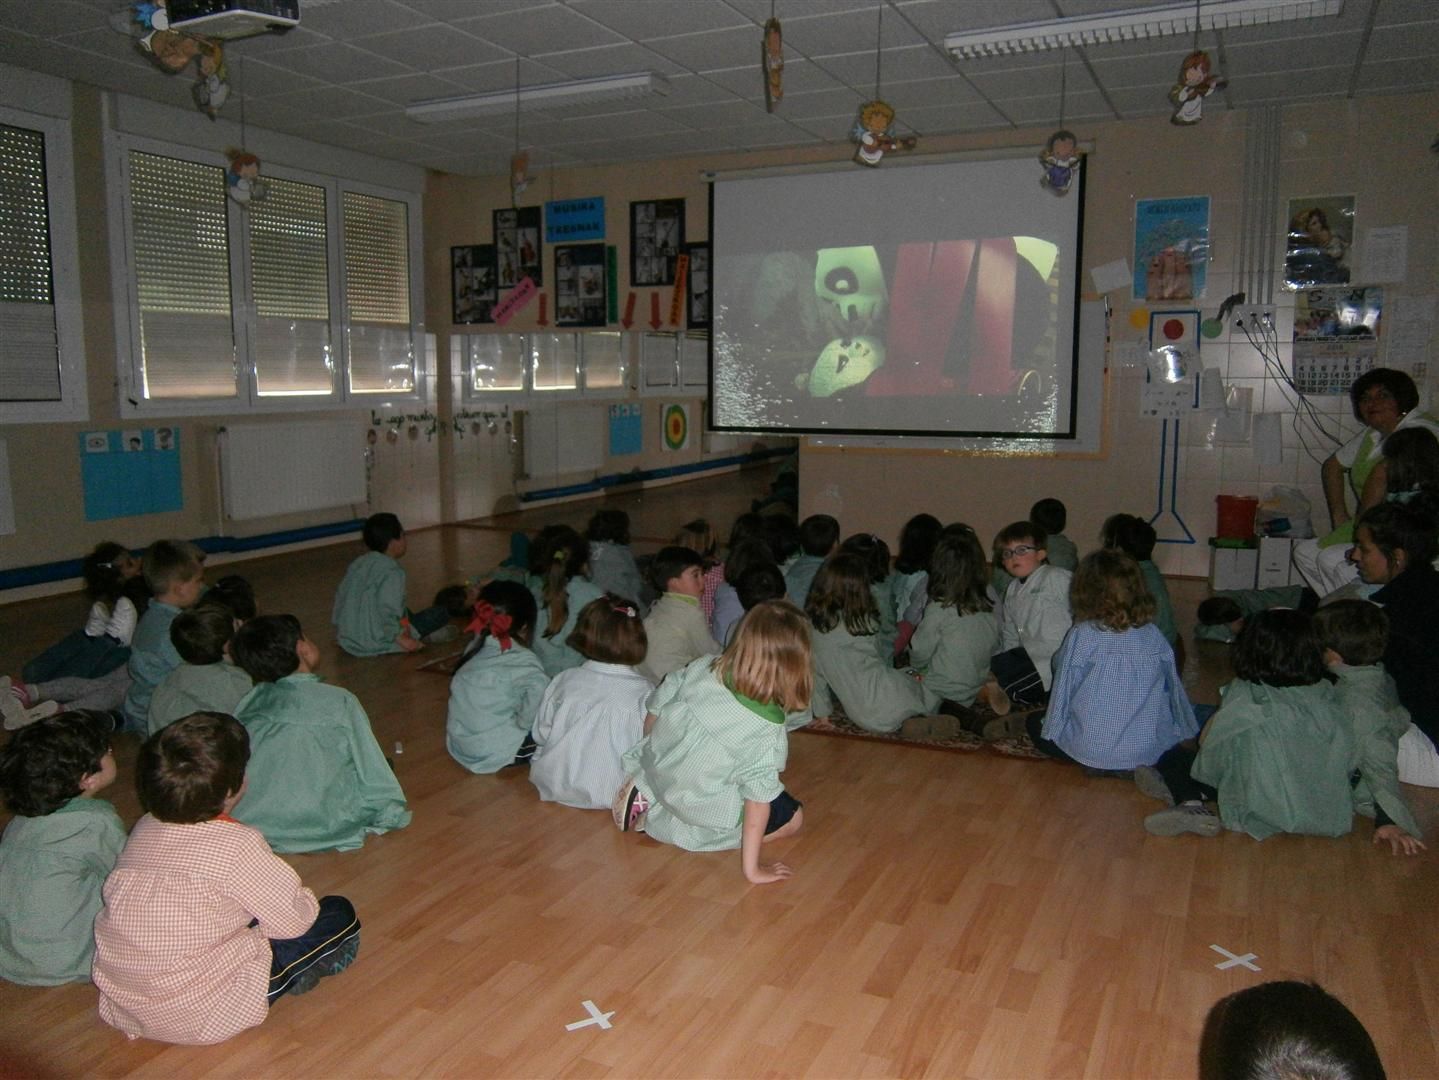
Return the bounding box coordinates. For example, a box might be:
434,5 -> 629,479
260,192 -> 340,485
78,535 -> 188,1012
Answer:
1,466 -> 1437,1079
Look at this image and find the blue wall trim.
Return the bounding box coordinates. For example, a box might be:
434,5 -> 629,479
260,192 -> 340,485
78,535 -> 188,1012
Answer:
518,447 -> 791,504
1,520 -> 364,593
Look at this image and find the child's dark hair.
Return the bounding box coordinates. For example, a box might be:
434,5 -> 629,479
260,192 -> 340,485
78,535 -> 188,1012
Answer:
1069,549 -> 1155,631
82,542 -> 132,605
727,512 -> 766,553
1197,596 -> 1245,626
673,518 -> 717,563
1232,609 -> 1327,688
433,584 -> 471,619
566,594 -> 647,665
456,581 -> 537,671
1357,502 -> 1439,572
651,545 -> 704,592
170,603 -> 236,665
798,514 -> 840,558
895,513 -> 942,574
763,514 -> 801,564
1030,498 -> 1067,537
995,520 -> 1047,551
1102,513 -> 1157,560
138,711 -> 250,824
840,533 -> 891,585
1199,980 -> 1386,1080
362,512 -> 405,553
723,539 -> 777,589
143,539 -> 204,596
534,525 -> 589,638
586,509 -> 631,545
927,528 -> 991,614
205,574 -> 256,621
1312,600 -> 1388,668
736,563 -> 787,611
1381,426 -> 1439,497
229,614 -> 304,683
805,553 -> 878,635
0,711 -> 111,817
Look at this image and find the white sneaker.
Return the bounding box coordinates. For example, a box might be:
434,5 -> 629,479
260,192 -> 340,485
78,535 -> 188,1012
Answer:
1144,802 -> 1220,837
0,677 -> 26,729
6,700 -> 60,731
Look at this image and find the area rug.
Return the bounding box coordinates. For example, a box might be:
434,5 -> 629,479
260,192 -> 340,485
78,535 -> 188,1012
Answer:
797,704 -> 1052,759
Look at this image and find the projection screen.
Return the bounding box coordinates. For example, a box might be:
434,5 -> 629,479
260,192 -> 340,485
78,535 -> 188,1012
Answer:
709,155 -> 1086,439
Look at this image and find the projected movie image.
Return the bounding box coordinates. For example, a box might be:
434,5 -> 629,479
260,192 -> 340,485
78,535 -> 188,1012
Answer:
710,157 -> 1083,439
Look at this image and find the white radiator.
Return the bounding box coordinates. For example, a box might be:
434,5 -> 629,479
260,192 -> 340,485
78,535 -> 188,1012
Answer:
219,420 -> 366,521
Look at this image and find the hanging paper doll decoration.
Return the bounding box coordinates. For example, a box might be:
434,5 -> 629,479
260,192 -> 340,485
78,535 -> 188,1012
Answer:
1169,50 -> 1226,126
1039,129 -> 1081,195
134,1 -> 231,118
225,149 -> 267,206
762,18 -> 784,112
510,151 -> 531,202
850,100 -> 916,168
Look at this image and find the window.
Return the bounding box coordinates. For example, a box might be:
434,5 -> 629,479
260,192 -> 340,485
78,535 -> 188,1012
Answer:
113,139 -> 423,414
459,331 -> 633,403
0,107 -> 85,424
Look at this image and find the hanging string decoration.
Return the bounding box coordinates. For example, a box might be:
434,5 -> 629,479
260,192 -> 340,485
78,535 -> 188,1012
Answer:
225,60 -> 267,206
762,11 -> 784,112
849,4 -> 916,167
1169,1 -> 1226,125
133,1 -> 230,118
1039,49 -> 1081,195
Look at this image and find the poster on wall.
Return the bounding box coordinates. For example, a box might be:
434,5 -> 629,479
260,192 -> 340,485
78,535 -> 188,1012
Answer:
662,402 -> 690,452
1133,196 -> 1209,301
494,206 -> 542,288
554,243 -> 607,327
686,243 -> 711,329
1292,286 -> 1382,395
1284,195 -> 1354,289
631,198 -> 685,286
452,244 -> 497,324
79,428 -> 183,521
545,197 -> 605,243
608,402 -> 642,456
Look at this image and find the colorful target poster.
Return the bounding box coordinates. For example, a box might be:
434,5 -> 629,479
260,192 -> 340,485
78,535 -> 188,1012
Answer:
662,403 -> 690,451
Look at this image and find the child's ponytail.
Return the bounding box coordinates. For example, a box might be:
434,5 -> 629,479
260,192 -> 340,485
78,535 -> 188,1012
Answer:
537,527 -> 588,638
456,581 -> 536,673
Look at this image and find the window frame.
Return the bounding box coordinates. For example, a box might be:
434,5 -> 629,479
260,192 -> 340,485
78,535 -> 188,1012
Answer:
458,330 -> 633,404
107,133 -> 425,418
0,104 -> 87,425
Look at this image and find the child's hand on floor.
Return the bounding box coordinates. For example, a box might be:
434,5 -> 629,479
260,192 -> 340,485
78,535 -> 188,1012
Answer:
396,631 -> 424,653
1374,824 -> 1426,856
745,861 -> 792,885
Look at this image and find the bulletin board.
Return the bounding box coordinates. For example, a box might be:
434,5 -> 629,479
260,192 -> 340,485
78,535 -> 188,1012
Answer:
79,428 -> 182,521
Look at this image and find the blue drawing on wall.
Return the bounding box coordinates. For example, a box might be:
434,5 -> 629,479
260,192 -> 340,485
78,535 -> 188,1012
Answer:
79,428 -> 182,521
608,403 -> 642,456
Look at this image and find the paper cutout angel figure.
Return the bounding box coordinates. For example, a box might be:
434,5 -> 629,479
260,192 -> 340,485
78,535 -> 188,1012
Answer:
1039,129 -> 1081,195
1169,50 -> 1226,126
225,150 -> 267,206
850,100 -> 917,168
510,151 -> 531,202
135,0 -> 231,119
763,18 -> 784,112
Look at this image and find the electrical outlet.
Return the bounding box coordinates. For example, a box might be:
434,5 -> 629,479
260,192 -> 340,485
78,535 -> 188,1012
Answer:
1235,307 -> 1275,330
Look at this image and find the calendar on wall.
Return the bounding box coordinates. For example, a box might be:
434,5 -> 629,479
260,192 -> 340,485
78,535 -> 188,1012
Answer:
1292,286 -> 1383,397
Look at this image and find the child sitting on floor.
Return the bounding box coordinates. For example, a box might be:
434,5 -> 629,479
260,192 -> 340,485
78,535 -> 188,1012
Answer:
993,498 -> 1079,595
447,582 -> 550,773
530,526 -> 606,678
121,540 -> 207,730
530,595 -> 651,808
332,512 -> 440,656
1313,600 -> 1426,854
1102,514 -> 1181,659
639,546 -> 722,684
1138,610 -> 1360,841
93,713 -> 360,1045
19,541 -> 147,685
615,599 -> 809,885
0,712 -> 124,985
891,513 -> 942,655
784,514 -> 840,609
991,521 -> 1073,708
1034,550 -> 1197,771
710,539 -> 777,647
674,518 -> 724,622
909,527 -> 1000,719
147,602 -> 252,736
841,533 -> 899,662
1194,585 -> 1309,643
230,615 -> 410,852
585,509 -> 645,608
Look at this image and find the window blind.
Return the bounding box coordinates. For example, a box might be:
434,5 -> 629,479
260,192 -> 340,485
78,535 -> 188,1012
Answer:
248,176 -> 332,396
0,123 -> 61,402
129,150 -> 236,399
342,191 -> 413,393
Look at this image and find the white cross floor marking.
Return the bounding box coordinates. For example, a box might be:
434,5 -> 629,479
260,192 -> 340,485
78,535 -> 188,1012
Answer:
1210,944 -> 1261,971
565,999 -> 615,1031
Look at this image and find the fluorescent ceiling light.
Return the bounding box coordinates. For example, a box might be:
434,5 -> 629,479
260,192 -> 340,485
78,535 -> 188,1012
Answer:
944,0 -> 1344,60
407,72 -> 671,124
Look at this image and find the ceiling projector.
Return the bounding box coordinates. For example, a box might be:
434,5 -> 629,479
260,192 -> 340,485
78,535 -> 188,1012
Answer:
166,0 -> 300,40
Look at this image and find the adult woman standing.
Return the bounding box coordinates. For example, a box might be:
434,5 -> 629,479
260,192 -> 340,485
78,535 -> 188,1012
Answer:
1293,368 -> 1439,595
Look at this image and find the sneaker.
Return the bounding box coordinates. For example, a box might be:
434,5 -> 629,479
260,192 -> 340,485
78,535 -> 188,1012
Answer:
287,933 -> 360,996
899,714 -> 962,740
5,700 -> 61,732
1134,765 -> 1176,806
981,712 -> 1027,741
980,680 -> 1012,717
611,777 -> 649,833
1144,802 -> 1220,837
0,679 -> 30,730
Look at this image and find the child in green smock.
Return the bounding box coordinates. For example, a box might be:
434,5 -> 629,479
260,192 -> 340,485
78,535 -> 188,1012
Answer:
331,513 -> 426,657
529,526 -> 606,678
230,615 -> 410,853
147,603 -> 252,736
615,600 -> 809,885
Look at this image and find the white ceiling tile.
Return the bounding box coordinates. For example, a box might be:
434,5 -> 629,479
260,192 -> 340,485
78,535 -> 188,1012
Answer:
769,87 -> 866,120
451,4 -> 628,53
566,0 -> 752,41
880,75 -> 984,110
652,73 -> 742,108
725,0 -> 877,20
431,58 -> 571,93
1374,0 -> 1439,24
266,85 -> 397,119
353,72 -> 477,105
351,25 -> 511,69
659,99 -> 773,130
399,0 -> 542,20
893,100 -> 1013,133
700,58 -> 847,99
299,0 -> 428,38
1000,89 -> 1113,125
781,7 -> 926,56
522,109 -> 691,142
1355,55 -> 1439,92
237,60 -> 326,98
258,43 -> 413,83
533,43 -> 686,78
645,26 -> 764,71
1366,22 -> 1439,61
8,0 -> 114,38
